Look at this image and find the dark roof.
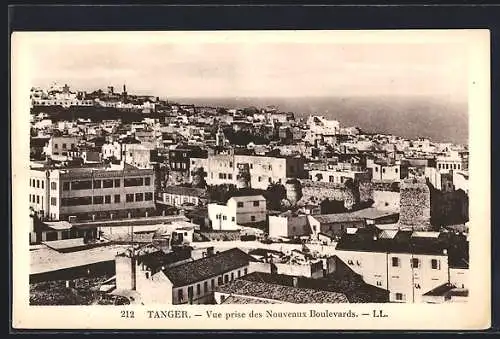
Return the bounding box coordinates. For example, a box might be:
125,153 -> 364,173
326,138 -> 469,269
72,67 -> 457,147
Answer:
215,278 -> 349,304
137,248 -> 192,274
422,283 -> 455,296
163,248 -> 254,287
241,269 -> 388,303
336,227 -> 469,256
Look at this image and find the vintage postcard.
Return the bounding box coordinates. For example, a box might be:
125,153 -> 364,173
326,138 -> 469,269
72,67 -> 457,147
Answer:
11,30 -> 491,330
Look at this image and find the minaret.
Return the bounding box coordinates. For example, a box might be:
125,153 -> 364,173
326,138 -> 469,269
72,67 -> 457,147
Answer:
122,84 -> 128,103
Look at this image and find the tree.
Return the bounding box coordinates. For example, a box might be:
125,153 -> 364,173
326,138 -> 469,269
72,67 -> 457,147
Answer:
264,183 -> 286,210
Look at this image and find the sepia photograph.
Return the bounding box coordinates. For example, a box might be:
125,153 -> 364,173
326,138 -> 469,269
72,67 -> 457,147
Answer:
11,30 -> 490,330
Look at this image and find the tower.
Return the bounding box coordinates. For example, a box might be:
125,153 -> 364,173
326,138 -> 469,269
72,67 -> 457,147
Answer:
216,127 -> 226,147
399,176 -> 432,231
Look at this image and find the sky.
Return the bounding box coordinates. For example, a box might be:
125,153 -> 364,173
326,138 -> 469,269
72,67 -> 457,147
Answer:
26,36 -> 469,100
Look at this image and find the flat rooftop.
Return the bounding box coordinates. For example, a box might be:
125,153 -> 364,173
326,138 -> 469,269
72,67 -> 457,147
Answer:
31,244 -> 130,275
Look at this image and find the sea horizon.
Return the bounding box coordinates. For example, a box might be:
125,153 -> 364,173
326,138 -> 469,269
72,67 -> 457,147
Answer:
164,95 -> 468,145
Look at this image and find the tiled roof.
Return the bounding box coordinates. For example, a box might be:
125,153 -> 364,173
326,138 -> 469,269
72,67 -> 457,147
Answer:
221,295 -> 282,304
216,279 -> 349,304
163,248 -> 253,287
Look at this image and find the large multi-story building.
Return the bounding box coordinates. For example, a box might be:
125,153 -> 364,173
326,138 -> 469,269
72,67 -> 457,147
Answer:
29,161 -> 155,221
190,151 -> 305,190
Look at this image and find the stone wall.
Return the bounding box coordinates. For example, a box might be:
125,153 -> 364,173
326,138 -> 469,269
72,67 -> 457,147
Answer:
399,177 -> 432,230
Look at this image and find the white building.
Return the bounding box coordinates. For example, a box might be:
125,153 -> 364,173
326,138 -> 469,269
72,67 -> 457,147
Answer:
207,195 -> 266,231
190,153 -> 305,190
335,228 -> 468,303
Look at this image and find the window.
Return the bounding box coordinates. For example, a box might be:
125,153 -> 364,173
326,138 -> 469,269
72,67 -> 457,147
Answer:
114,179 -> 121,187
188,286 -> 194,303
222,173 -> 227,179
244,268 -> 248,275
124,177 -> 143,187
36,195 -> 40,204
204,281 -> 208,293
222,215 -> 227,221
71,180 -> 92,190
36,180 -> 40,188
251,216 -> 256,222
229,162 -> 233,168
31,179 -> 34,187
29,194 -> 32,203
93,196 -> 103,204
114,194 -> 121,203
395,293 -> 404,301
258,176 -> 262,182
231,217 -> 235,222
237,202 -> 244,208
431,259 -> 440,270
103,179 -> 114,188
126,194 -> 134,202
135,193 -> 144,202
224,275 -> 229,283
231,272 -> 234,281
375,167 -> 378,172
376,281 -> 382,287
105,195 -> 111,204
71,143 -> 75,149
218,277 -> 223,285
93,180 -> 102,189
211,279 -> 215,289
41,181 -> 44,189
62,143 -> 67,149
382,168 -> 386,174
253,201 -> 259,207
145,177 -> 151,186
395,168 -> 398,173
329,176 -> 335,183
61,196 -> 92,206
392,257 -> 400,267
197,284 -> 201,295
50,197 -> 57,206
238,270 -> 241,278
145,192 -> 153,201
51,182 -> 57,190
411,258 -> 420,268
54,144 -> 58,149
228,174 -> 232,180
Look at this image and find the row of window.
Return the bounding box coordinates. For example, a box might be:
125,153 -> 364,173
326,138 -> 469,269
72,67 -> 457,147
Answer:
391,257 -> 441,270
163,195 -> 198,204
177,268 -> 249,303
374,167 -> 398,174
236,201 -> 260,208
438,163 -> 461,170
218,173 -> 233,180
58,177 -> 151,191
215,214 -> 257,222
29,194 -> 42,205
30,179 -> 44,189
59,192 -> 153,206
170,162 -> 188,170
53,143 -> 75,150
